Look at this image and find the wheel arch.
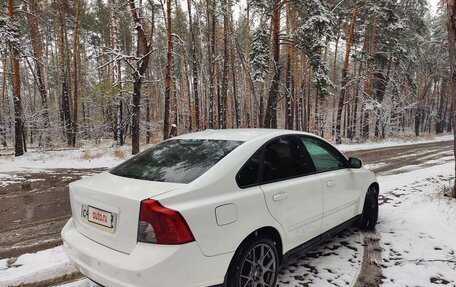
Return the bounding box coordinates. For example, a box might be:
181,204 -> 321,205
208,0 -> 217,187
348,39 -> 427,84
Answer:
226,226 -> 284,270
370,182 -> 380,197
242,226 -> 283,259
222,226 -> 283,286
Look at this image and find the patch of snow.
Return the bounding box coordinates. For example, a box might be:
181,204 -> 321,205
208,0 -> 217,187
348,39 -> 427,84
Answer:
278,230 -> 363,286
377,162 -> 456,286
0,246 -> 77,286
0,142 -> 152,173
363,163 -> 387,171
58,279 -> 98,287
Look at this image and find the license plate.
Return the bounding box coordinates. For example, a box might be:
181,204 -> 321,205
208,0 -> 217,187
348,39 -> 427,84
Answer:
81,205 -> 115,230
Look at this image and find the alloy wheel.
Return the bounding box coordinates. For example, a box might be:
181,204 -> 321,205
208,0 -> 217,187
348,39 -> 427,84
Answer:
239,243 -> 277,287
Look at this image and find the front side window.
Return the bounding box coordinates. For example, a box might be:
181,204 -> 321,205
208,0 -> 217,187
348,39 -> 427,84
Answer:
110,139 -> 243,183
300,137 -> 346,172
261,137 -> 314,183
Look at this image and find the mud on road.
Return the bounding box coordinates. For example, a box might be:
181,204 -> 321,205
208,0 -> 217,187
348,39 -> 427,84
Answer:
0,168 -> 105,258
345,140 -> 454,176
0,139 -> 453,285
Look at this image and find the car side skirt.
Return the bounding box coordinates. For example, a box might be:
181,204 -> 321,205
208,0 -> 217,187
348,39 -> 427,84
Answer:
282,214 -> 361,263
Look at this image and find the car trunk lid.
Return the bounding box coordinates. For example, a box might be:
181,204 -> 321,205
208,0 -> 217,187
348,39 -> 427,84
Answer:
69,172 -> 183,254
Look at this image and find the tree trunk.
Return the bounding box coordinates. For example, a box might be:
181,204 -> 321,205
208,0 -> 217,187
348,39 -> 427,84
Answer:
164,0 -> 173,139
436,82 -> 446,134
336,0 -> 358,144
71,0 -> 81,147
110,0 -> 124,146
447,0 -> 456,194
54,0 -> 73,146
221,0 -> 230,129
264,1 -> 281,128
129,0 -> 152,153
332,29 -> 340,137
1,57 -> 7,147
25,0 -> 50,146
7,0 -> 24,156
206,0 -> 216,129
362,20 -> 376,141
228,0 -> 240,128
285,2 -> 293,130
187,0 -> 200,131
373,54 -> 391,138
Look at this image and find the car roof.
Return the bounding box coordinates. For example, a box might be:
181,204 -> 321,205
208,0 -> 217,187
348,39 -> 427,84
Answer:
172,128 -> 317,142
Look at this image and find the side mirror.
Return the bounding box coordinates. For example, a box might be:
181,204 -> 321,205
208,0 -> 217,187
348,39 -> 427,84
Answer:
348,157 -> 362,169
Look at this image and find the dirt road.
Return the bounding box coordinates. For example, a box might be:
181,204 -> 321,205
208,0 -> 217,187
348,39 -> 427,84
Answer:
0,168 -> 106,258
345,140 -> 454,176
0,139 -> 453,285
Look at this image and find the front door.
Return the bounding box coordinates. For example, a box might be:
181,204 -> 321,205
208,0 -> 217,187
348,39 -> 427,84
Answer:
299,136 -> 361,232
259,136 -> 324,250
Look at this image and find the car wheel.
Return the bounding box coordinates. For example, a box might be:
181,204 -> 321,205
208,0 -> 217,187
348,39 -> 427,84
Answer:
226,237 -> 279,287
358,185 -> 378,230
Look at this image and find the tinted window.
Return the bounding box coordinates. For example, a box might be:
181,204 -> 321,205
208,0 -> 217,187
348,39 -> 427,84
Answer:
110,139 -> 242,183
236,150 -> 261,188
300,137 -> 346,172
261,137 -> 314,183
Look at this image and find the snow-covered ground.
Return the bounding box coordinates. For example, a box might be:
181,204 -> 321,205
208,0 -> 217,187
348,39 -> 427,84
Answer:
0,246 -> 77,287
378,163 -> 456,286
277,161 -> 456,286
0,143 -> 138,173
1,156 -> 454,286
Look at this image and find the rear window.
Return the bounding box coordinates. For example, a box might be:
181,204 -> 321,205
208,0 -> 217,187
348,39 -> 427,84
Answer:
110,139 -> 243,183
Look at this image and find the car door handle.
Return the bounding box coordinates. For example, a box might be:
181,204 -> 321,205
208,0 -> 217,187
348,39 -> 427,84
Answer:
326,180 -> 336,187
273,192 -> 289,202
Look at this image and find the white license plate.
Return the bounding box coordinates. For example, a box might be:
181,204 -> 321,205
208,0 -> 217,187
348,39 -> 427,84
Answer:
81,205 -> 115,229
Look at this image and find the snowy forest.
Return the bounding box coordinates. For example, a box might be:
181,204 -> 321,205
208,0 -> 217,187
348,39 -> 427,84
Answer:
0,0 -> 454,156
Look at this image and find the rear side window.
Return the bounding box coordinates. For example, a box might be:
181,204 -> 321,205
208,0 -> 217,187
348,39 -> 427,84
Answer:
300,137 -> 346,172
261,137 -> 314,183
110,139 -> 243,183
236,150 -> 261,188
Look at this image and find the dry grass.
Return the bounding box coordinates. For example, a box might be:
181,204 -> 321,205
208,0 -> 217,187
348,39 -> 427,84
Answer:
440,184 -> 456,199
112,149 -> 127,159
80,150 -> 104,160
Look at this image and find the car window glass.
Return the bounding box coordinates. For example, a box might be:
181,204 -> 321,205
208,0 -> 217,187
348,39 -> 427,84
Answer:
300,137 -> 345,172
236,150 -> 261,188
261,137 -> 314,183
110,139 -> 243,183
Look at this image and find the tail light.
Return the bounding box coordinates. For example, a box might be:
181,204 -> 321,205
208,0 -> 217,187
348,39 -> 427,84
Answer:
138,199 -> 195,244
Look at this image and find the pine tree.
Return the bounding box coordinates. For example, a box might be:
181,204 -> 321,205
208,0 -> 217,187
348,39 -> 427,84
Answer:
447,0 -> 456,196
335,0 -> 358,144
250,22 -> 270,127
6,0 -> 24,156
164,0 -> 174,139
129,0 -> 152,153
25,0 -> 50,146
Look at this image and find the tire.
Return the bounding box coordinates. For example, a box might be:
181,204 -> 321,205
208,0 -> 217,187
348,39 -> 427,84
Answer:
226,237 -> 279,287
358,185 -> 379,230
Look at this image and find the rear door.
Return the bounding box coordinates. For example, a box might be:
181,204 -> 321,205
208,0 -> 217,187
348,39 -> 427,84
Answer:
259,136 -> 324,250
299,136 -> 361,232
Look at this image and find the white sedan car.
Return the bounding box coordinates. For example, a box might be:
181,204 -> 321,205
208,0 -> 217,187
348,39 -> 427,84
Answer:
61,129 -> 379,287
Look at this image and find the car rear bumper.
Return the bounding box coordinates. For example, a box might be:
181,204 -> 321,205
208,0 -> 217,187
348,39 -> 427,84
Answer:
61,218 -> 232,287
